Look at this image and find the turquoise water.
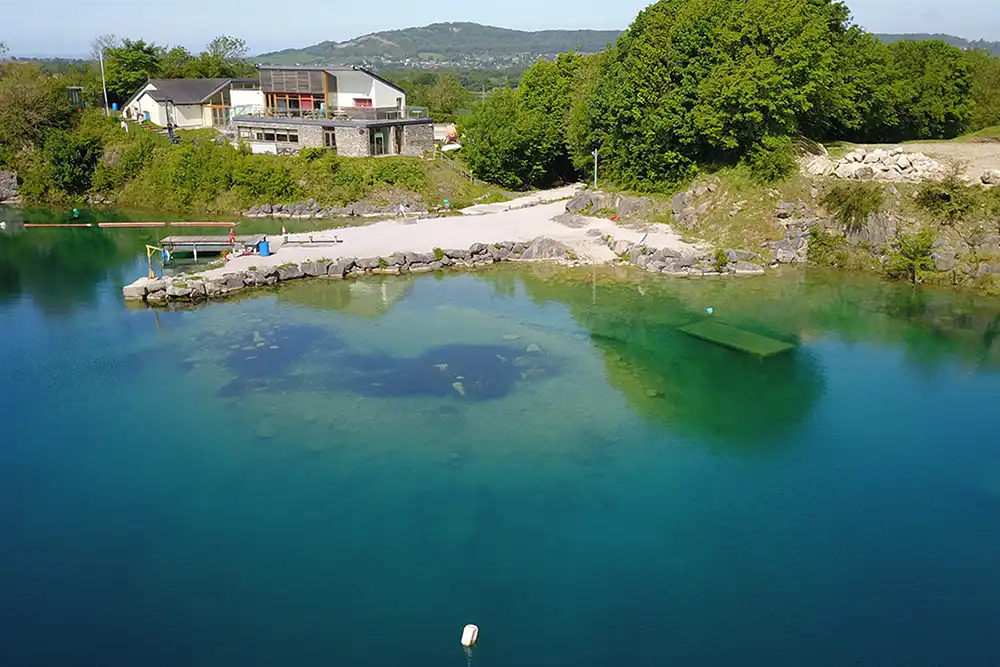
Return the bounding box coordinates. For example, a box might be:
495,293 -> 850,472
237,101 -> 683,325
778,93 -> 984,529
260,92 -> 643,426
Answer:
2,220 -> 1000,666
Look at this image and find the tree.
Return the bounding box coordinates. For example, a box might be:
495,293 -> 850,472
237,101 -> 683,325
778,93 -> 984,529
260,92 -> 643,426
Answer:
887,40 -> 972,140
0,63 -> 75,154
966,48 -> 1000,132
461,88 -> 550,189
427,74 -> 469,120
103,39 -> 161,104
0,42 -> 8,59
886,230 -> 937,285
90,34 -> 121,62
43,131 -> 102,196
588,0 -> 855,190
206,35 -> 248,62
195,36 -> 255,78
159,46 -> 195,78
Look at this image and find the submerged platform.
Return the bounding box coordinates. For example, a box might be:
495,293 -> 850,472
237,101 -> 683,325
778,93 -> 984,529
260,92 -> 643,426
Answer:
680,320 -> 794,357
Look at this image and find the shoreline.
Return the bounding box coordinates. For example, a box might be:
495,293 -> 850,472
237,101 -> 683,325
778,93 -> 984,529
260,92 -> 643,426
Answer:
124,186 -> 767,305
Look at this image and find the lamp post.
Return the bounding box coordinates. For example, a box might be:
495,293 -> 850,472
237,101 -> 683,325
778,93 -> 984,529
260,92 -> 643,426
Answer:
98,48 -> 110,116
592,148 -> 599,189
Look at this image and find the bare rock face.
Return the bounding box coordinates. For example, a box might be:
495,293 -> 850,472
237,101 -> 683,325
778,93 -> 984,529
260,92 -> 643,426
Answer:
983,170 -> 1000,186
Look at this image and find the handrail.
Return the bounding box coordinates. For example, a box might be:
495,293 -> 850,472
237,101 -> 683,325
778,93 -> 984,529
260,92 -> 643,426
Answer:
232,105 -> 430,121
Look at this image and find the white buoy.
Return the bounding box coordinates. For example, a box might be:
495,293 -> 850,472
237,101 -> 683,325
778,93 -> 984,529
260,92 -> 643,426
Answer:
461,624 -> 479,647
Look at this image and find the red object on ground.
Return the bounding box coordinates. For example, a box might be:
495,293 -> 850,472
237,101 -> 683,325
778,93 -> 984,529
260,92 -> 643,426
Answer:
610,215 -> 619,221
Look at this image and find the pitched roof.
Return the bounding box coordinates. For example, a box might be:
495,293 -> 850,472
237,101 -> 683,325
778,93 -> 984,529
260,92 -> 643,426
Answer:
137,78 -> 232,105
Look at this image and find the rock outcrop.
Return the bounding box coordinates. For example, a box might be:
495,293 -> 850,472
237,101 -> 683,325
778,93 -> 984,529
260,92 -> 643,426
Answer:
244,197 -> 428,219
0,171 -> 19,203
983,169 -> 1000,186
565,191 -> 653,218
803,147 -> 945,182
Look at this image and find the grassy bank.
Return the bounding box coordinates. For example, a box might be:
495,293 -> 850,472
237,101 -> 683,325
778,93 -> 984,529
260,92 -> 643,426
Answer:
9,113 -> 505,215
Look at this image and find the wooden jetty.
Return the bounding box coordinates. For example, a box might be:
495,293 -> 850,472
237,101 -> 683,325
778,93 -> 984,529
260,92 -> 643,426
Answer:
161,234 -> 264,260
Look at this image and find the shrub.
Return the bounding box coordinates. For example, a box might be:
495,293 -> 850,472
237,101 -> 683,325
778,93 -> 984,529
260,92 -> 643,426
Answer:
885,229 -> 936,284
433,247 -> 445,261
298,147 -> 327,162
821,182 -> 885,232
808,226 -> 851,266
914,173 -> 979,224
713,248 -> 729,272
745,135 -> 796,184
44,131 -> 102,196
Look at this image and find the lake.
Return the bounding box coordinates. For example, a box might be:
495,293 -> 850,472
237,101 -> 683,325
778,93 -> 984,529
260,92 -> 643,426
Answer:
2,212 -> 1000,667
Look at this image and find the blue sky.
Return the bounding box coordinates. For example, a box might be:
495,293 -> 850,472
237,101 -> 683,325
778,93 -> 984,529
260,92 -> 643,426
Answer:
4,0 -> 999,58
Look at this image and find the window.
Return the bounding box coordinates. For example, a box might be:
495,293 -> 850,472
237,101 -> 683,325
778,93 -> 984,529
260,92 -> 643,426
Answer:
287,133 -> 298,143
239,128 -> 251,138
324,130 -> 337,148
263,131 -> 275,141
254,130 -> 264,140
275,132 -> 288,142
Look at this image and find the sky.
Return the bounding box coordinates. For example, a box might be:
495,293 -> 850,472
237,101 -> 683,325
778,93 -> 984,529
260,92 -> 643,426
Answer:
3,0 -> 999,58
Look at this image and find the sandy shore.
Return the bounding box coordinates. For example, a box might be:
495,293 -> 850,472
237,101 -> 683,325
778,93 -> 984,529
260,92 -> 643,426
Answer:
202,186 -> 701,279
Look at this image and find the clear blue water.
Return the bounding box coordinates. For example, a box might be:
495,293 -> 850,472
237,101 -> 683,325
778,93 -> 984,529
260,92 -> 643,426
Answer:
2,220 -> 1000,666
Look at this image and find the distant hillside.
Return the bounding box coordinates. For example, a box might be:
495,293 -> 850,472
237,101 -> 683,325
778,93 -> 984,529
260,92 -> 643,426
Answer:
256,22 -> 621,69
877,33 -> 1000,55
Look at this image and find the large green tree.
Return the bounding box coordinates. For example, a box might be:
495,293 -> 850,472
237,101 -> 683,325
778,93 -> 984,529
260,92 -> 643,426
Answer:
104,39 -> 161,104
886,40 -> 972,140
966,48 -> 1000,132
0,63 -> 75,158
588,0 -> 855,190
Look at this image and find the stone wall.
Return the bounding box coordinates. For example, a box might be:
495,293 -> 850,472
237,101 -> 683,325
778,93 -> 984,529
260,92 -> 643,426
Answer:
402,123 -> 434,157
123,237 -> 580,305
804,147 -> 945,182
336,126 -> 370,157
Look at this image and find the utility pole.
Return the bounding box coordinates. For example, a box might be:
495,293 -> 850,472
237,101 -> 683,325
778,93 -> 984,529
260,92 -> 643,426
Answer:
98,48 -> 110,116
592,149 -> 599,189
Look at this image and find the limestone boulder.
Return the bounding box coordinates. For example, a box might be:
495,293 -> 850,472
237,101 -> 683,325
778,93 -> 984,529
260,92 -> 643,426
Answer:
983,170 -> 1000,186
278,264 -> 304,281
166,283 -> 193,299
521,237 -> 571,260
301,261 -> 329,277
0,171 -> 18,202
328,259 -> 355,278
732,261 -> 765,275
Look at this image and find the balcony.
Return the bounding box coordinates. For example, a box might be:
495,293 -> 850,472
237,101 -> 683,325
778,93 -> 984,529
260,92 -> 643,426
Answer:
232,105 -> 429,122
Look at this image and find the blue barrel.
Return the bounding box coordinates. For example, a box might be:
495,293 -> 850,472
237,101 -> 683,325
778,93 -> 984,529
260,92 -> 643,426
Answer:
112,102 -> 118,112
259,240 -> 271,257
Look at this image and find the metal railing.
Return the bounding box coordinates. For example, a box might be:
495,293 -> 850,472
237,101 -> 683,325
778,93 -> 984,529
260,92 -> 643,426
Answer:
232,105 -> 429,122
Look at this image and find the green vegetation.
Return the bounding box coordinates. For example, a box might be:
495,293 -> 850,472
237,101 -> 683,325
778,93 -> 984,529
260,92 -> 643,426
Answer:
459,1 -> 1000,193
821,182 -> 886,233
382,72 -> 470,122
914,173 -> 980,224
101,35 -> 255,105
886,230 -> 937,284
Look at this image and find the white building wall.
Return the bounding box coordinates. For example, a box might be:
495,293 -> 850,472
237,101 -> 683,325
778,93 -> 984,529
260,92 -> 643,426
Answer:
136,91 -> 167,126
231,89 -> 264,115
331,71 -> 404,108
171,104 -> 205,129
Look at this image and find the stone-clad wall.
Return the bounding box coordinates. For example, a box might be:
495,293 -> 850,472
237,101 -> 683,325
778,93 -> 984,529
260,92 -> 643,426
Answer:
403,123 -> 434,157
336,126 -> 370,157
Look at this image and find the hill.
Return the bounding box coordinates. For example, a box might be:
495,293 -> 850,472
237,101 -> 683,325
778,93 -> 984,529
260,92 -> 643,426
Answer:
876,33 -> 1000,55
255,22 -> 621,69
